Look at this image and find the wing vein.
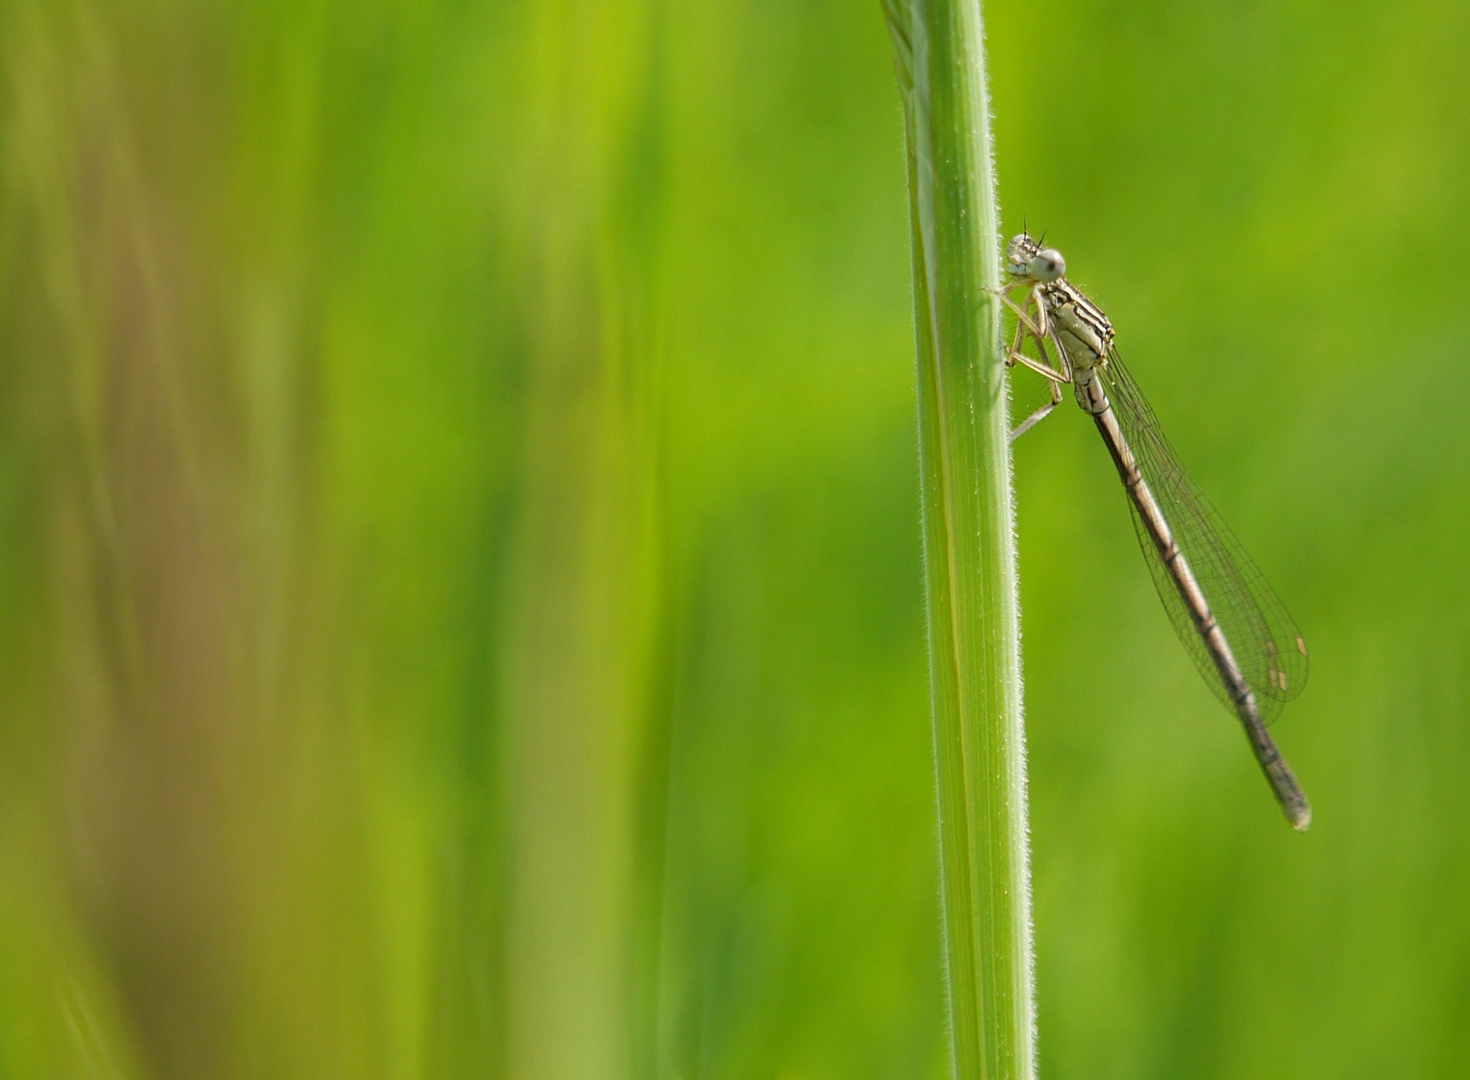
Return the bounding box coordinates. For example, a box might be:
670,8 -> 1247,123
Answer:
1100,348 -> 1308,724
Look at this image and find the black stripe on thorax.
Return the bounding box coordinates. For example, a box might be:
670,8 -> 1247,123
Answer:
1044,281 -> 1114,340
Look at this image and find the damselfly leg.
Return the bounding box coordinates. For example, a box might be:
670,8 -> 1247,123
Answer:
995,284 -> 1070,441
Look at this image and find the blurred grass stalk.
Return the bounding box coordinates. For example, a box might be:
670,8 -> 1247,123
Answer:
501,3 -> 670,1080
882,2 -> 1035,1078
0,0 -> 672,1075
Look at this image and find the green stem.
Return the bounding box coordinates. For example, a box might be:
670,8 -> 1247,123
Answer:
882,2 -> 1034,1078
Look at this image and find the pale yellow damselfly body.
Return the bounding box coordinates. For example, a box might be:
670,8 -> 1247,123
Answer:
1000,234 -> 1311,831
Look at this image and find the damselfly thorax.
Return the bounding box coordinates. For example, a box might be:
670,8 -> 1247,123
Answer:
1039,279 -> 1115,417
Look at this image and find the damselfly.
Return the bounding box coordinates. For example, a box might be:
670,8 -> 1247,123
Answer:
999,233 -> 1311,831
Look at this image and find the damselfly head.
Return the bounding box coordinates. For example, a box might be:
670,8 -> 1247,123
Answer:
1005,233 -> 1037,275
1005,233 -> 1065,283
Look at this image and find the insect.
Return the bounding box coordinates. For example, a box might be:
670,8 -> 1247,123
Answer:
999,233 -> 1311,831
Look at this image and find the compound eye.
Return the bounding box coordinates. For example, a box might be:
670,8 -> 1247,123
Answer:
1029,248 -> 1065,282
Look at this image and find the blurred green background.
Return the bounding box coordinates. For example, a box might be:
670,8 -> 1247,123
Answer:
0,0 -> 1466,1077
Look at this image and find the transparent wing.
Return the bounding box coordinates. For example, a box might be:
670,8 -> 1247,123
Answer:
1099,348 -> 1308,723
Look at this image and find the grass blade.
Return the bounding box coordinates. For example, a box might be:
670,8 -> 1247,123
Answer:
881,1 -> 1035,1077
